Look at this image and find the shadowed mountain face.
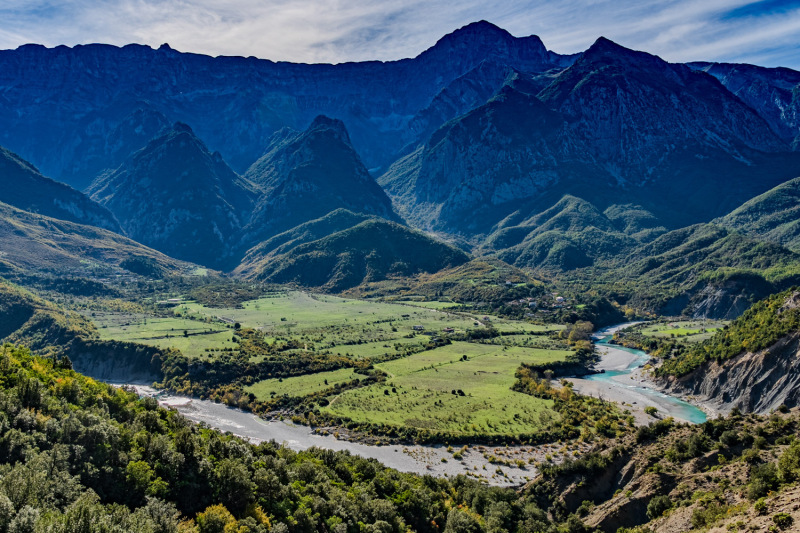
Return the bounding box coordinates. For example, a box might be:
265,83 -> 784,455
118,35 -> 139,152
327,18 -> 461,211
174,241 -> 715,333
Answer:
241,116 -> 400,247
379,38 -> 800,236
0,146 -> 120,232
0,21 -> 575,187
689,61 -> 800,149
87,123 -> 255,269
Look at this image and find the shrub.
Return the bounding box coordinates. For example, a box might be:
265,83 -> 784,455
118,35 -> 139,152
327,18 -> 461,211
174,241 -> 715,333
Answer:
646,495 -> 672,519
754,498 -> 767,516
773,513 -> 793,530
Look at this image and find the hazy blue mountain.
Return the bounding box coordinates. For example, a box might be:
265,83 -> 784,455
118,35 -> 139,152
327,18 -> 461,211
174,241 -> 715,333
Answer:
241,116 -> 400,246
0,21 -> 575,187
0,145 -> 120,232
88,123 -> 255,268
380,38 -> 799,235
689,61 -> 800,148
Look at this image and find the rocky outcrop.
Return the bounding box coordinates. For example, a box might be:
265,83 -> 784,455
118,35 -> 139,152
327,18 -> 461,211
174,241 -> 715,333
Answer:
659,332 -> 800,414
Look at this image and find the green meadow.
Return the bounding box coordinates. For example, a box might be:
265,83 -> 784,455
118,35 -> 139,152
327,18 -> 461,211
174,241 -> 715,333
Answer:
638,320 -> 729,343
89,312 -> 236,358
322,341 -> 571,437
246,368 -> 363,399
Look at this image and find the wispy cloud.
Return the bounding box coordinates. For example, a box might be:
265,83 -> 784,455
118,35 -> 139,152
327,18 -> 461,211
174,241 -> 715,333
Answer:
0,0 -> 799,69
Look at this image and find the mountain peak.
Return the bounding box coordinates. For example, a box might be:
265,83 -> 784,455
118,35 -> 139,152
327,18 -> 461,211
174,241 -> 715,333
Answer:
579,36 -> 666,70
171,121 -> 194,134
420,21 -> 550,67
446,20 -> 512,41
308,115 -> 350,143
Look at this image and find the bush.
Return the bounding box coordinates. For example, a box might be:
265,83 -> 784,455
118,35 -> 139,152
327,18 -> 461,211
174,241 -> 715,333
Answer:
747,463 -> 779,500
646,495 -> 672,519
644,406 -> 658,417
754,498 -> 767,516
773,513 -> 793,530
719,430 -> 740,447
778,441 -> 800,482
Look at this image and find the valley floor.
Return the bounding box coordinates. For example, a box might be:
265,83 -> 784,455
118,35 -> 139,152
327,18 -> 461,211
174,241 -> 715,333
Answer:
123,384 -> 589,487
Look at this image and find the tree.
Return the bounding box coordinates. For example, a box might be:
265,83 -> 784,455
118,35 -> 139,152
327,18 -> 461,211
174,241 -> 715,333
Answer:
196,504 -> 236,533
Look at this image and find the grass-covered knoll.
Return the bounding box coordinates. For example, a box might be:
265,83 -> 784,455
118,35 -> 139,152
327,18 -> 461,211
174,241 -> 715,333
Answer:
0,343 -> 566,533
487,195 -> 643,271
238,217 -> 469,292
657,288 -> 800,377
245,367 -> 363,399
717,176 -> 800,252
323,341 -> 571,438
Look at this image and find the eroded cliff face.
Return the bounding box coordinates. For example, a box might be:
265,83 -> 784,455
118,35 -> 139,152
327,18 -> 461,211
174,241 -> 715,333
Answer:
659,332 -> 800,414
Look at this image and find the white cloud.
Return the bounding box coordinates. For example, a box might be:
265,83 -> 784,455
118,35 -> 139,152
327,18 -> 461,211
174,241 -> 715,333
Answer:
0,0 -> 798,69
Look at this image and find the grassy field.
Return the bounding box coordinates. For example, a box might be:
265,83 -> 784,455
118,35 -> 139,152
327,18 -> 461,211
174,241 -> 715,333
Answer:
246,368 -> 363,399
87,291 -> 566,364
638,320 -> 729,343
89,312 -> 236,358
323,341 -> 571,437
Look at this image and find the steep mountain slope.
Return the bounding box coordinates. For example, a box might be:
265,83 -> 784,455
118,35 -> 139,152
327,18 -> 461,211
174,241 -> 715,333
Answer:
0,200 -> 191,277
716,176 -> 800,252
242,116 -> 399,245
0,146 -> 120,232
238,218 -> 470,292
656,289 -> 800,414
690,61 -> 800,148
0,21 -> 574,186
380,38 -> 799,235
88,123 -> 255,268
527,411 -> 800,533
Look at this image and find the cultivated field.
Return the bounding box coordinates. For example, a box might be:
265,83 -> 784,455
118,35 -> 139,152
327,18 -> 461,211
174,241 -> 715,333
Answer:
89,312 -> 236,358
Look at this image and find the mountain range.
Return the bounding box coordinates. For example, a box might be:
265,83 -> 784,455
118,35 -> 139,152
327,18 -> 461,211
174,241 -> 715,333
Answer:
1,21 -> 800,317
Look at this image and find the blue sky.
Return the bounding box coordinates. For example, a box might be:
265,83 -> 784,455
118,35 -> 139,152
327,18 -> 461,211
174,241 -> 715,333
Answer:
1,0 -> 799,69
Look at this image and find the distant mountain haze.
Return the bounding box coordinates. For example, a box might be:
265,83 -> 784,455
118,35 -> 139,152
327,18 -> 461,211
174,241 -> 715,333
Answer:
1,21 -> 800,311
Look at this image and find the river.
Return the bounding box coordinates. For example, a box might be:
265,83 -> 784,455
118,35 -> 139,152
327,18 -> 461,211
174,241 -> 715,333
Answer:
567,323 -> 708,424
107,322 -> 706,486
